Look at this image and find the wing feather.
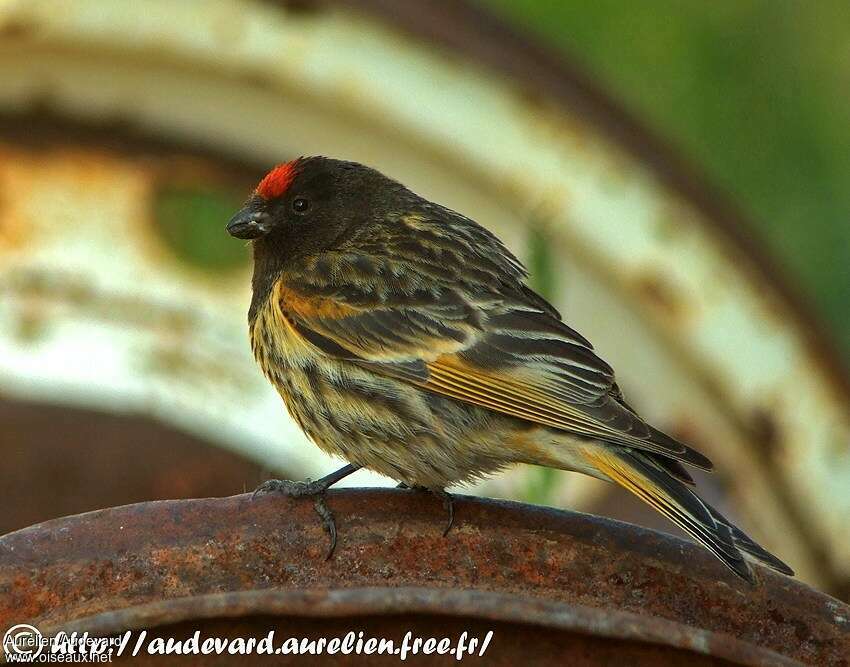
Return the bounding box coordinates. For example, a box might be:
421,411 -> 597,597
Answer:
273,212 -> 712,470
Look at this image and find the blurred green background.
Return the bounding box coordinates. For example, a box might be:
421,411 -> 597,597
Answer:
484,0 -> 850,362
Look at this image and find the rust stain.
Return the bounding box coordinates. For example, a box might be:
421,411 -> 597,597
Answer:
748,408 -> 782,458
0,18 -> 34,40
633,273 -> 687,322
0,157 -> 27,250
0,491 -> 846,664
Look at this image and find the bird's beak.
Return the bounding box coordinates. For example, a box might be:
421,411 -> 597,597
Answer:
226,206 -> 271,240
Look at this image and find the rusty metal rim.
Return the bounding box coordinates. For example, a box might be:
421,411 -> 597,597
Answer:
331,0 -> 850,401
42,587 -> 798,666
4,491 -> 846,664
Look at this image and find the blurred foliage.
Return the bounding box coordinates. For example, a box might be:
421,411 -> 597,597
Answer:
154,185 -> 249,272
484,0 -> 850,361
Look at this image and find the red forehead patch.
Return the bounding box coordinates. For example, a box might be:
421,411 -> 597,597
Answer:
256,160 -> 300,199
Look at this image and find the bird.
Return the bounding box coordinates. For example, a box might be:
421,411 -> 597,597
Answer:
226,156 -> 793,583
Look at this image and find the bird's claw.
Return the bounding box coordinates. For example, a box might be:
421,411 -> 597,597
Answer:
431,488 -> 455,536
252,477 -> 327,499
251,477 -> 338,558
313,495 -> 337,559
398,484 -> 454,536
251,478 -> 286,500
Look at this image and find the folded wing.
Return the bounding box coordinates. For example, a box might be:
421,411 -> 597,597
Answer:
275,212 -> 711,470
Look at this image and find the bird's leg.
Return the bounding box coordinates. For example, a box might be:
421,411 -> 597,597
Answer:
430,487 -> 455,536
252,463 -> 360,559
398,484 -> 454,536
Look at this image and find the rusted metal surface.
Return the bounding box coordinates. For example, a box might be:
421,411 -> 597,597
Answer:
1,492 -> 847,664
51,590 -> 797,666
0,0 -> 849,596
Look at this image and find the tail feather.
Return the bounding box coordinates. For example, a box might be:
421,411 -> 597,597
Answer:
706,505 -> 795,576
583,448 -> 793,582
652,456 -> 696,486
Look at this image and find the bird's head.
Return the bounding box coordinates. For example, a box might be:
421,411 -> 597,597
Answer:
227,156 -> 405,259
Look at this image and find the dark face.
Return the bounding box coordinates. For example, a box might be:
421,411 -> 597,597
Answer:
226,157 -> 403,263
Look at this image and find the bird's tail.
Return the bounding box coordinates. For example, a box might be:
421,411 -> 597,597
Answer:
581,447 -> 794,582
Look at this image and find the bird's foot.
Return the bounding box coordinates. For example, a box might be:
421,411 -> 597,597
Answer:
251,464 -> 360,560
398,484 -> 454,536
430,487 -> 455,536
253,477 -> 331,499
252,478 -> 337,559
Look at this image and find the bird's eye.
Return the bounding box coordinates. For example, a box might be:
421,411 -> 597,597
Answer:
292,197 -> 310,213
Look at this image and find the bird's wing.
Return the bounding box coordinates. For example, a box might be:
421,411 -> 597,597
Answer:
274,214 -> 711,468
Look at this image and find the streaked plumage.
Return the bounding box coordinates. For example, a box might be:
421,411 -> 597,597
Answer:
228,156 -> 793,582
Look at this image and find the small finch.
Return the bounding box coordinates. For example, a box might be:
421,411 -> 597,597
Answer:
227,156 -> 792,582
